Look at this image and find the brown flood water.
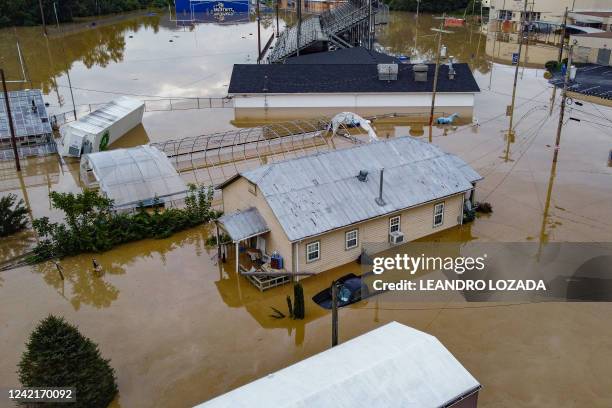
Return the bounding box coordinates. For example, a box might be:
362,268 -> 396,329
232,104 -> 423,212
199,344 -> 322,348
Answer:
1,10 -> 612,408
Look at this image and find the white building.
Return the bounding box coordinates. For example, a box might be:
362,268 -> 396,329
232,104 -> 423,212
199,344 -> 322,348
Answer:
489,0 -> 612,25
228,47 -> 480,122
196,322 -> 481,408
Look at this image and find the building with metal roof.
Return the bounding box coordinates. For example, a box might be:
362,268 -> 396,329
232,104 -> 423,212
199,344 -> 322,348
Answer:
80,145 -> 188,210
218,136 -> 481,277
0,89 -> 55,159
196,321 -> 481,407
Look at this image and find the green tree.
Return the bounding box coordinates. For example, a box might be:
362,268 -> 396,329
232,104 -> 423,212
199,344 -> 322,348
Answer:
0,193 -> 28,237
31,185 -> 218,262
18,315 -> 118,408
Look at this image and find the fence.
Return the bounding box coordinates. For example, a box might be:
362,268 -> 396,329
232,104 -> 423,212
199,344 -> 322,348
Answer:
50,96 -> 234,126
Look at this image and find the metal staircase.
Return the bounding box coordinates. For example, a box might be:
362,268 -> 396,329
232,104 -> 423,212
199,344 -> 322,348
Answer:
268,0 -> 383,63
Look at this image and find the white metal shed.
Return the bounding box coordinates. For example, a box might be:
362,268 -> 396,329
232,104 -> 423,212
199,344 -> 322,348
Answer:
80,145 -> 188,210
59,96 -> 145,157
196,321 -> 481,408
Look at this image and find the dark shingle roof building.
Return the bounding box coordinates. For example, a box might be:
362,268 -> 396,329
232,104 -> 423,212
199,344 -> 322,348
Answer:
228,62 -> 479,94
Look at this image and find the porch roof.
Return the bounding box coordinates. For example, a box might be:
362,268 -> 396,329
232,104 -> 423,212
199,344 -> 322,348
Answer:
218,207 -> 269,242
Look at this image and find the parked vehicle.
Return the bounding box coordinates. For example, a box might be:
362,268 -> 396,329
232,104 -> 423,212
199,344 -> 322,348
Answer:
312,273 -> 372,309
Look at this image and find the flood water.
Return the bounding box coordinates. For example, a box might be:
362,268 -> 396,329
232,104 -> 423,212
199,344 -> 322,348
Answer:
1,10 -> 612,408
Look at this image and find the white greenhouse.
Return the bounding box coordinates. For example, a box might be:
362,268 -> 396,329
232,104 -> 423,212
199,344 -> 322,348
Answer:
80,145 -> 188,210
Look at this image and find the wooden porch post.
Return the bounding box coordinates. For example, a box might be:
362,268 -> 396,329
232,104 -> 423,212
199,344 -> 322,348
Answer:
215,222 -> 221,259
235,241 -> 240,274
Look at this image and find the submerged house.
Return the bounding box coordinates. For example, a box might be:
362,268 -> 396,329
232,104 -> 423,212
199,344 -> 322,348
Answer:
217,136 -> 481,282
228,47 -> 480,122
197,321 -> 481,407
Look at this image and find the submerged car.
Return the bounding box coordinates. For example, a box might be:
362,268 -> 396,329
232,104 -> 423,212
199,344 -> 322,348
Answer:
312,273 -> 371,309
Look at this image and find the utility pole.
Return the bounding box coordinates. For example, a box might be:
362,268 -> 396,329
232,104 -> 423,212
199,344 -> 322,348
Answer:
429,15 -> 451,128
504,0 -> 528,162
1,69 -> 21,172
276,0 -> 280,38
297,0 -> 302,56
331,281 -> 339,347
553,43 -> 573,164
52,4 -> 77,119
256,0 -> 261,64
550,7 -> 568,115
367,0 -> 373,50
38,0 -> 48,35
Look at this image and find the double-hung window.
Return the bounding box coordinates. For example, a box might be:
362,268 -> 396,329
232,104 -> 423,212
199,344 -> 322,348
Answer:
433,202 -> 445,227
389,216 -> 401,233
345,229 -> 359,250
306,241 -> 320,263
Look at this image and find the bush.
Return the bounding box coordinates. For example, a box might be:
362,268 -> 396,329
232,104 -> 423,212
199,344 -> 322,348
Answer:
544,60 -> 559,72
0,193 -> 28,237
31,184 -> 219,262
476,201 -> 493,214
18,315 -> 118,408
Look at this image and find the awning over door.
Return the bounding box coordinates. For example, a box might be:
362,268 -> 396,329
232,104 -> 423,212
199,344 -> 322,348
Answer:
218,207 -> 269,242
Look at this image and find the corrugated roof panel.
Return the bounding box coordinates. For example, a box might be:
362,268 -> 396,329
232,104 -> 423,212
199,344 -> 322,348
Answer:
237,137 -> 481,241
218,207 -> 270,242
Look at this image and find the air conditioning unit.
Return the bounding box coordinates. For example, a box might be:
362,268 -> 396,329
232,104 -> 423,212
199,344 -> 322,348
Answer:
389,231 -> 404,245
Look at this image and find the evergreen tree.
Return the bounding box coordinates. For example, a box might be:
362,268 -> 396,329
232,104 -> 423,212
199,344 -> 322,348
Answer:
0,193 -> 28,237
18,315 -> 118,408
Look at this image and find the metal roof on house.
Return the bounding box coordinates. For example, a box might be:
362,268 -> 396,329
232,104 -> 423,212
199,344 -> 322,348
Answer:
285,47 -> 399,65
218,207 -> 270,243
196,321 -> 481,408
228,63 -> 480,94
223,137 -> 481,242
0,89 -> 52,139
66,96 -> 144,135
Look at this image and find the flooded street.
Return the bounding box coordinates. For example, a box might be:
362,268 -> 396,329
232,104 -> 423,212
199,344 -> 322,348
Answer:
1,9 -> 612,408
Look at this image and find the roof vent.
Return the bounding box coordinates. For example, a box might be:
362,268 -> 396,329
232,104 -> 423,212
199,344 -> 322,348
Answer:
357,170 -> 369,182
378,64 -> 398,81
413,64 -> 428,82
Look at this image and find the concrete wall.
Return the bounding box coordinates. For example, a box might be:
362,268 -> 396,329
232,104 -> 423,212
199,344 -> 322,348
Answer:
233,93 -> 475,109
296,193 -> 466,275
571,35 -> 612,65
232,93 -> 475,122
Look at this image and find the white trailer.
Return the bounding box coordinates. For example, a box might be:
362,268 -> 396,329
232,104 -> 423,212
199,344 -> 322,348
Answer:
58,96 -> 145,157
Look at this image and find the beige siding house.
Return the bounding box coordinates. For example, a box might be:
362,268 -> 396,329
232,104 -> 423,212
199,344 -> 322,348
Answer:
217,136 -> 481,282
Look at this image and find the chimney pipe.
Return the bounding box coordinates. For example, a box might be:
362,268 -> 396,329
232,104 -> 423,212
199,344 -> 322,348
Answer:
375,168 -> 385,206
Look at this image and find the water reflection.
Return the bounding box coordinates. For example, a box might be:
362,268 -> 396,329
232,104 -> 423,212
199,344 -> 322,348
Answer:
377,12 -> 490,74
29,227 -> 208,309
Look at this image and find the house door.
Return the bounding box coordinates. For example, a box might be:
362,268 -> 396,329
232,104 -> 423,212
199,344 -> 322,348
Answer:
597,48 -> 611,66
257,236 -> 266,255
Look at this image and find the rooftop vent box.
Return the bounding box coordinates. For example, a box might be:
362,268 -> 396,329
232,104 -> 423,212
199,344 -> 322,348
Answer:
378,64 -> 398,81
413,64 -> 428,82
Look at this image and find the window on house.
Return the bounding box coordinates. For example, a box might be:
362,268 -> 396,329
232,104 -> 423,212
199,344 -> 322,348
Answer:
306,241 -> 320,263
345,229 -> 358,250
498,10 -> 513,20
434,202 -> 445,227
248,181 -> 257,195
389,216 -> 401,233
